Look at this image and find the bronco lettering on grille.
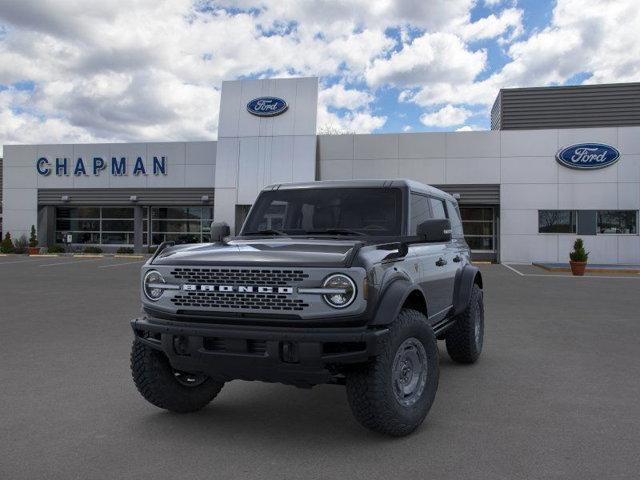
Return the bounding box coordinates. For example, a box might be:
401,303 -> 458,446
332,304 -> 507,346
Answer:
182,285 -> 294,294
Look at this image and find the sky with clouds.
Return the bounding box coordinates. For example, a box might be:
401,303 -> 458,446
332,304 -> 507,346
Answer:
0,0 -> 638,154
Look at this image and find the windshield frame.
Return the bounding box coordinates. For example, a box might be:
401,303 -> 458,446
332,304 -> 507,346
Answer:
239,186 -> 408,238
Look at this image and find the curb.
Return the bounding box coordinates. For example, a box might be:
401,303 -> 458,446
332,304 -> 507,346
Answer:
72,254 -> 104,258
114,255 -> 145,259
533,263 -> 640,275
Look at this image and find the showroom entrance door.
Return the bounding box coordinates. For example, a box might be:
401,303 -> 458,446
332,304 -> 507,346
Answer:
459,206 -> 498,262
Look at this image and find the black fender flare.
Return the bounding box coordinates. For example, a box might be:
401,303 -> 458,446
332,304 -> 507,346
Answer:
369,278 -> 427,326
452,264 -> 483,316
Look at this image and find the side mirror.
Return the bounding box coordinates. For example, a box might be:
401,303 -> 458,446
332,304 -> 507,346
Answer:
210,222 -> 230,243
417,219 -> 452,243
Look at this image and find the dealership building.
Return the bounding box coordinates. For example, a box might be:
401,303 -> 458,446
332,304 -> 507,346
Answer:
1,78 -> 639,264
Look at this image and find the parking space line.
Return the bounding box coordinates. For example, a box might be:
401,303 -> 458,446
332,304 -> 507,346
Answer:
502,263 -> 640,280
39,258 -> 103,267
502,263 -> 524,276
98,260 -> 146,269
0,257 -> 56,266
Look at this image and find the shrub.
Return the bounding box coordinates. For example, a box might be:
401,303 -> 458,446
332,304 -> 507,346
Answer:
569,238 -> 589,262
47,244 -> 66,254
13,235 -> 29,254
1,233 -> 15,253
29,225 -> 38,248
148,246 -> 158,254
116,247 -> 135,254
83,246 -> 103,254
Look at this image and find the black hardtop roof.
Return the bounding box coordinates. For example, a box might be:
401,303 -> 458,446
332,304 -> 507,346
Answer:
262,179 -> 455,201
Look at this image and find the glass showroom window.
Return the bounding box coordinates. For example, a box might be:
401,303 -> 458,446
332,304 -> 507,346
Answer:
150,206 -> 214,245
55,207 -> 135,244
597,211 -> 638,234
460,207 -> 495,251
538,210 -> 577,233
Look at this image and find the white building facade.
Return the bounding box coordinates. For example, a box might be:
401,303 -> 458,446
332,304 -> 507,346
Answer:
2,77 -> 639,264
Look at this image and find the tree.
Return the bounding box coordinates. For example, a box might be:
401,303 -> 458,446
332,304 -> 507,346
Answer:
29,225 -> 38,248
1,232 -> 15,253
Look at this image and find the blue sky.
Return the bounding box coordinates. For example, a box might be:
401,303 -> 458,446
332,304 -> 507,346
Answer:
0,0 -> 638,150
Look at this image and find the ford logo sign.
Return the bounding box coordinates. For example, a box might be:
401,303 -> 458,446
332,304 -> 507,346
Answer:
556,143 -> 620,170
247,97 -> 288,117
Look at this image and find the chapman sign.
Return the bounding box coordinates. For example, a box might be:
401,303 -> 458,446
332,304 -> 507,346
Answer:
36,156 -> 167,177
246,97 -> 288,117
556,143 -> 620,170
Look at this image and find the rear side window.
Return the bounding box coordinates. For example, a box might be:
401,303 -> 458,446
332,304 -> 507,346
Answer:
429,198 -> 447,219
446,200 -> 464,238
409,193 -> 431,235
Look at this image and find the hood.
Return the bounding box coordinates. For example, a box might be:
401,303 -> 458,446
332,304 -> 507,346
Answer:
151,238 -> 362,268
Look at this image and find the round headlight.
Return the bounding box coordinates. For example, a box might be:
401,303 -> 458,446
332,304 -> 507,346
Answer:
322,274 -> 356,308
143,270 -> 166,301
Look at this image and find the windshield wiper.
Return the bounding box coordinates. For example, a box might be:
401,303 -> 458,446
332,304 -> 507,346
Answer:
243,229 -> 287,236
306,228 -> 365,236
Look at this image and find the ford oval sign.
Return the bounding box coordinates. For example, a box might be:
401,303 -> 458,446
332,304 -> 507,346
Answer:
556,143 -> 620,170
247,97 -> 288,117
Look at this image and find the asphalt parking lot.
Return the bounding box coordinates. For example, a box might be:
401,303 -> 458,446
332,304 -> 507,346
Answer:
1,256 -> 639,479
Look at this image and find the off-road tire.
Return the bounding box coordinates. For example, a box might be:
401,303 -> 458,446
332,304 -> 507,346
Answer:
345,309 -> 439,436
131,340 -> 224,413
445,283 -> 484,364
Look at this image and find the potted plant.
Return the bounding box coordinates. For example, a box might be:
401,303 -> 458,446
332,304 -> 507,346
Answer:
28,225 -> 40,255
569,238 -> 589,276
1,232 -> 15,254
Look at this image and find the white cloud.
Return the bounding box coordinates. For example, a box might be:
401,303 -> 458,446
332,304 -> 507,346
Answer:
0,0 -> 638,148
420,105 -> 472,127
402,125 -> 413,132
319,84 -> 373,110
366,32 -> 486,88
459,7 -> 523,42
456,125 -> 484,131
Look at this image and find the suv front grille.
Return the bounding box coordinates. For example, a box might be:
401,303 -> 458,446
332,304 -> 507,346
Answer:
170,291 -> 309,311
170,268 -> 309,286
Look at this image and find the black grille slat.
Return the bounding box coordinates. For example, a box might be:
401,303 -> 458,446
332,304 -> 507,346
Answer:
170,267 -> 308,286
171,291 -> 309,311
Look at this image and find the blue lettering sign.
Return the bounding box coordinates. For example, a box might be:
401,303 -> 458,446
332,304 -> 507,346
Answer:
36,155 -> 168,177
133,157 -> 146,176
36,157 -> 51,176
153,156 -> 167,175
111,157 -> 126,175
93,157 -> 106,175
74,158 -> 87,176
56,157 -> 68,176
556,143 -> 620,170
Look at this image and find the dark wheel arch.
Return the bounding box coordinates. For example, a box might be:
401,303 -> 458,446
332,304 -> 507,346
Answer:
370,279 -> 428,326
452,264 -> 482,316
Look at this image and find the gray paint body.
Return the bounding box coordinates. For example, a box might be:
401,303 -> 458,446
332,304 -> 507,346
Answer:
141,180 -> 473,327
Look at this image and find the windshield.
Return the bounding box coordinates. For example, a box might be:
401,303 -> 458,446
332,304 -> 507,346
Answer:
241,188 -> 403,236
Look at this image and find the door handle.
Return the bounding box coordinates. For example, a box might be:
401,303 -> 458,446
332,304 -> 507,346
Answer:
453,255 -> 461,263
435,257 -> 447,267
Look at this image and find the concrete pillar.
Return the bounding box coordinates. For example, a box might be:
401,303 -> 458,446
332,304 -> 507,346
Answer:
133,206 -> 144,253
37,206 -> 56,247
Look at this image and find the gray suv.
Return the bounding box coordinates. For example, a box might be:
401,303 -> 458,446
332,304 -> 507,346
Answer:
131,180 -> 484,436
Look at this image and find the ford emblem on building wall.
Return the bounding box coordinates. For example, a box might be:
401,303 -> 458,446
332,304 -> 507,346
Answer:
247,97 -> 288,117
556,143 -> 620,170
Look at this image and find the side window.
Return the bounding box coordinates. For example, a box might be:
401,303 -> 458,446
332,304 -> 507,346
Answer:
446,200 -> 464,238
410,193 -> 431,235
429,197 -> 447,219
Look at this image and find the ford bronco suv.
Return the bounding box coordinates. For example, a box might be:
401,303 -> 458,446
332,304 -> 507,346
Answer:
131,180 -> 484,436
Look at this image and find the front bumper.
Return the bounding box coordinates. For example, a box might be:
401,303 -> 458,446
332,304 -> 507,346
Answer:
131,316 -> 388,387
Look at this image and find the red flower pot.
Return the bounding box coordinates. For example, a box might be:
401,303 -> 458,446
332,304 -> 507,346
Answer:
569,261 -> 587,276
